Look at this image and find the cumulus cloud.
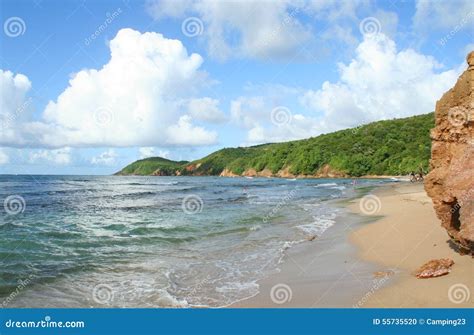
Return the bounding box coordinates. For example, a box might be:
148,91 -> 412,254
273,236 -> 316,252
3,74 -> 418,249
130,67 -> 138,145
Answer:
0,29 -> 218,149
187,97 -> 226,123
91,149 -> 118,166
0,69 -> 34,146
43,28 -> 216,147
301,33 -> 461,130
233,33 -> 462,145
29,148 -> 72,165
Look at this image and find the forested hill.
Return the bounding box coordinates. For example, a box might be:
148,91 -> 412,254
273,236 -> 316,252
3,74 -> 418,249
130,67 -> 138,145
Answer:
116,113 -> 434,177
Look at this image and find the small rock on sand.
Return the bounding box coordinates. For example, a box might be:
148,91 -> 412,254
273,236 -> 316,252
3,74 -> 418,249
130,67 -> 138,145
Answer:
414,258 -> 454,278
373,270 -> 395,278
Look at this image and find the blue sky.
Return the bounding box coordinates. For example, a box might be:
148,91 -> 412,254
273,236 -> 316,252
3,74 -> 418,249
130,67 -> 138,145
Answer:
0,0 -> 472,174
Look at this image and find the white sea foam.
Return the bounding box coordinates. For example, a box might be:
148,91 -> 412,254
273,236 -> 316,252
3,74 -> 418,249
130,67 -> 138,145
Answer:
315,182 -> 337,188
296,213 -> 336,236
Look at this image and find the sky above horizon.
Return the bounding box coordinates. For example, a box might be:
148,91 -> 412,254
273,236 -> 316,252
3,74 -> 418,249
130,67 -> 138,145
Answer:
0,0 -> 473,175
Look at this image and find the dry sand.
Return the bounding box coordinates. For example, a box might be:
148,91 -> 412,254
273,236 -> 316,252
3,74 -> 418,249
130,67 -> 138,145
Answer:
235,182 -> 472,308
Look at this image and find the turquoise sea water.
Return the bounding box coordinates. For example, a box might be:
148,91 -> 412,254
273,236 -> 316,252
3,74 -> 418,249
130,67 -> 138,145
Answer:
0,175 -> 389,307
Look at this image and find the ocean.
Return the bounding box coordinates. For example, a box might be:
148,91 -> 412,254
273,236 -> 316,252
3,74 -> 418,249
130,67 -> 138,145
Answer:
0,175 -> 389,307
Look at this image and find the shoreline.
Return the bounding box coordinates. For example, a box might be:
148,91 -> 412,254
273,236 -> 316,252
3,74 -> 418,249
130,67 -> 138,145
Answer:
230,186 -> 388,308
233,182 -> 472,308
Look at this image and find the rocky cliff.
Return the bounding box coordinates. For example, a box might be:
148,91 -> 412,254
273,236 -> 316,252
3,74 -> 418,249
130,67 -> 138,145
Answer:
425,51 -> 474,254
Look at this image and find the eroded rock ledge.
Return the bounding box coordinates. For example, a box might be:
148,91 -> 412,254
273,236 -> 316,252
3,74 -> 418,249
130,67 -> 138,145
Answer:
424,51 -> 474,254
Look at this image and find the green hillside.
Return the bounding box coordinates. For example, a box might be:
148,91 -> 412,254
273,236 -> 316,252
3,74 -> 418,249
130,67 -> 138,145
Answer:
115,157 -> 188,176
117,113 -> 434,177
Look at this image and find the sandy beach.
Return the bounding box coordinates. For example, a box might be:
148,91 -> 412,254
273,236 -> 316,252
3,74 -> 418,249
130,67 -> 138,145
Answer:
349,182 -> 472,308
234,182 -> 472,308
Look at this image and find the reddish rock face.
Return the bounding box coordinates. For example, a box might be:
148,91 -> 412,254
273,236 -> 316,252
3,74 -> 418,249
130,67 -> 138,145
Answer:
424,51 -> 474,254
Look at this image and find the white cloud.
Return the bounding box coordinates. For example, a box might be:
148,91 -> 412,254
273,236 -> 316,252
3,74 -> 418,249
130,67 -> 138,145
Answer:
0,69 -> 34,146
413,0 -> 474,31
246,113 -> 320,145
42,28 -> 216,147
234,33 -> 462,145
139,147 -> 155,159
0,149 -> 9,165
29,148 -> 72,165
165,115 -> 217,145
139,147 -> 170,159
229,96 -> 322,145
0,29 -> 218,149
188,97 -> 226,123
301,33 -> 461,131
146,1 -> 399,62
230,96 -> 267,128
91,149 -> 118,166
147,0 -> 313,60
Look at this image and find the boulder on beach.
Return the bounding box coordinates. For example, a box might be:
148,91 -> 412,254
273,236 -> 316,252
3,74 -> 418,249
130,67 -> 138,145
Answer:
414,258 -> 454,279
424,51 -> 474,254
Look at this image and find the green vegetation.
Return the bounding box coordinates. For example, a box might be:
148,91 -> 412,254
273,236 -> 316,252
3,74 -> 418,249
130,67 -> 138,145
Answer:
117,113 -> 434,177
115,157 -> 188,176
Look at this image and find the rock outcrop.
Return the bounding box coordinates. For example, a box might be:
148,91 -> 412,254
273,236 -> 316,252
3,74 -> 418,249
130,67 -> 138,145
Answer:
424,51 -> 474,254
